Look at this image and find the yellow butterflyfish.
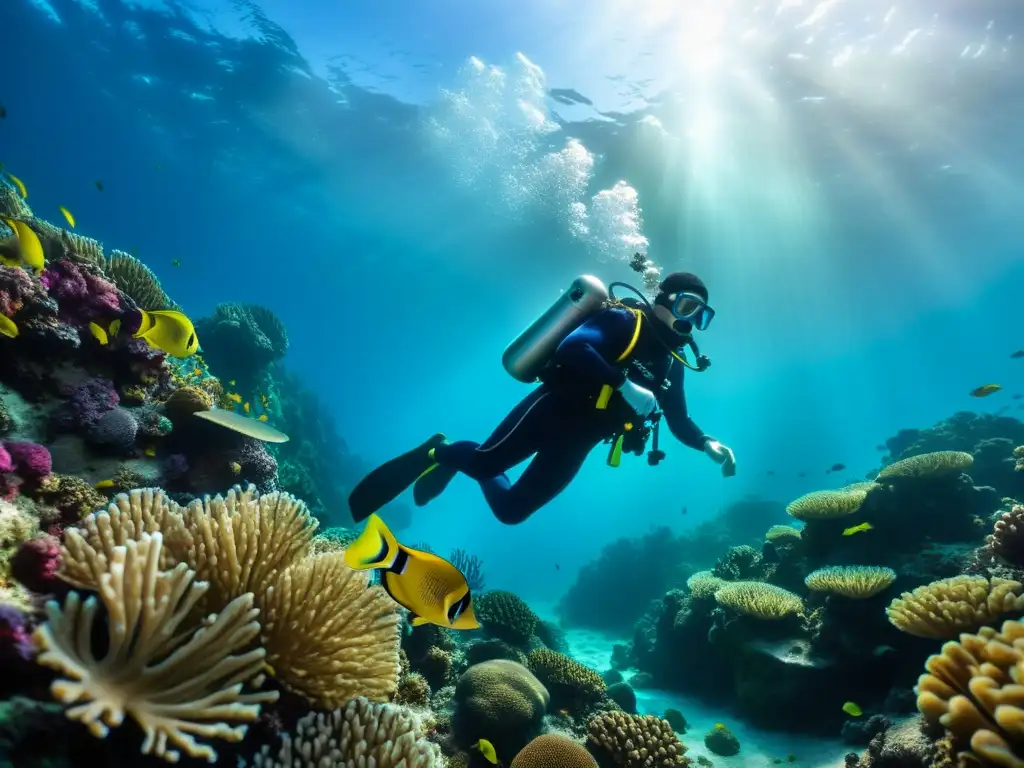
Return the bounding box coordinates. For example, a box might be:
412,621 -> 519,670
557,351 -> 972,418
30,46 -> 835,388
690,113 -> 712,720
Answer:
5,172 -> 27,198
473,739 -> 498,765
842,522 -> 873,537
136,309 -> 199,358
94,479 -> 115,489
88,322 -> 109,345
0,314 -> 18,339
257,414 -> 268,422
1,217 -> 45,273
109,319 -> 121,336
243,401 -> 251,414
226,392 -> 242,404
59,206 -> 75,228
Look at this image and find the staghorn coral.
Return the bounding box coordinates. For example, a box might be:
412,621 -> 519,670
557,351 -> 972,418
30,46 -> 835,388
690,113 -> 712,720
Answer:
786,486 -> 871,520
887,576 -> 1024,639
453,659 -> 549,758
916,618 -> 1024,766
34,531 -> 277,763
395,671 -> 432,707
512,733 -> 599,768
713,581 -> 803,619
587,712 -> 691,767
102,250 -> 175,310
686,571 -> 725,600
260,551 -> 401,708
875,451 -> 974,481
476,590 -> 540,646
248,696 -> 440,768
988,505 -> 1024,566
804,566 -> 897,599
526,648 -> 606,708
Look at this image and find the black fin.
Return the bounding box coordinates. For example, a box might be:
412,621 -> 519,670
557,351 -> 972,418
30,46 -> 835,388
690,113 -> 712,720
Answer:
348,434 -> 447,522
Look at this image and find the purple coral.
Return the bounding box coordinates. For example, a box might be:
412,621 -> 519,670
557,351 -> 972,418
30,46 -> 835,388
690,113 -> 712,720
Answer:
0,265 -> 50,318
0,603 -> 34,662
232,439 -> 278,492
56,377 -> 119,429
2,442 -> 52,478
85,407 -> 139,448
11,536 -> 62,594
42,258 -> 121,325
0,443 -> 11,473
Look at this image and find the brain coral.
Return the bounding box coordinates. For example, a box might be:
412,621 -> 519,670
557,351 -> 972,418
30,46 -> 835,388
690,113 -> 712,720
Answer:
512,734 -> 598,768
916,618 -> 1024,766
887,576 -> 1024,639
453,659 -> 549,759
476,590 -> 539,647
875,450 -> 973,481
714,581 -> 803,620
587,712 -> 691,767
804,566 -> 897,599
786,486 -> 871,520
526,648 -> 606,708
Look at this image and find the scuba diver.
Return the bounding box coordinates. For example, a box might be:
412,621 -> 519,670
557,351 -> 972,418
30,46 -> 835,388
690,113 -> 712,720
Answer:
348,270 -> 736,526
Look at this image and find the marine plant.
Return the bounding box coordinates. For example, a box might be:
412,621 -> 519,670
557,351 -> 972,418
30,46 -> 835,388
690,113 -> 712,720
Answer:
886,575 -> 1024,639
804,565 -> 897,599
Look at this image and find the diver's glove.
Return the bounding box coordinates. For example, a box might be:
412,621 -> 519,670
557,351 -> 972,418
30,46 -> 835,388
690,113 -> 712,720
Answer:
617,379 -> 658,418
704,439 -> 737,477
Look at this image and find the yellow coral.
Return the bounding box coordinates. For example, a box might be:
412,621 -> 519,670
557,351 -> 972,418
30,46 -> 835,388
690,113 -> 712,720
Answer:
248,697 -> 441,768
260,552 -> 401,708
786,487 -> 870,520
714,581 -> 803,619
875,451 -> 974,481
804,566 -> 897,599
917,618 -> 1024,766
887,576 -> 1024,639
164,386 -> 213,419
686,570 -> 725,600
765,525 -> 802,542
34,532 -> 277,763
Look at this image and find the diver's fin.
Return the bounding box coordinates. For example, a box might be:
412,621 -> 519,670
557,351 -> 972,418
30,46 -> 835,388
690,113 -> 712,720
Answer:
348,433 -> 448,522
343,513 -> 400,570
412,461 -> 457,508
411,616 -> 430,627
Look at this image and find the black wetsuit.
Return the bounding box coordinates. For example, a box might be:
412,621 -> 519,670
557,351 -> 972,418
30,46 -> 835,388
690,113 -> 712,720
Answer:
433,304 -> 711,524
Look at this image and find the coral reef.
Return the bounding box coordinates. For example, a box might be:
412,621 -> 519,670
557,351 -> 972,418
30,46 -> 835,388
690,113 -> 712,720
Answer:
512,733 -> 599,768
476,590 -> 540,647
886,575 -> 1024,639
587,712 -> 691,767
526,648 -> 607,711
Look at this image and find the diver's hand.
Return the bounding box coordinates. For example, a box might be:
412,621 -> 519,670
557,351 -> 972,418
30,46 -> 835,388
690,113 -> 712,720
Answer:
704,439 -> 736,477
617,379 -> 658,418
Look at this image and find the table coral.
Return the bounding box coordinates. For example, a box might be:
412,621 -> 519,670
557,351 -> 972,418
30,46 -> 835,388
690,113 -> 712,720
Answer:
713,581 -> 804,620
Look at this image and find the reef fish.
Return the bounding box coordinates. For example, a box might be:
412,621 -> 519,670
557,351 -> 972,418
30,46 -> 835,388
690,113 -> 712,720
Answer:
1,217 -> 45,273
59,206 -> 75,228
5,172 -> 27,198
344,513 -> 480,630
1012,350 -> 1024,359
88,322 -> 109,345
970,384 -> 1002,397
842,701 -> 863,717
474,739 -> 498,765
842,522 -> 873,537
827,463 -> 846,473
0,314 -> 17,339
135,309 -> 199,358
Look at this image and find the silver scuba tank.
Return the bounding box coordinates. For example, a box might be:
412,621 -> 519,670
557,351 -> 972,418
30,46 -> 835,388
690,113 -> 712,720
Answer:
502,274 -> 609,383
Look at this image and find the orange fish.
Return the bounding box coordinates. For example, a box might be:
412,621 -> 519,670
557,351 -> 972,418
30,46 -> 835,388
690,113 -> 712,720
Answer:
970,384 -> 1002,398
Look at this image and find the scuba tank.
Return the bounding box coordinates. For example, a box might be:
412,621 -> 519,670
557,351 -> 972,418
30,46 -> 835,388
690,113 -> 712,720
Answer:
502,274 -> 609,383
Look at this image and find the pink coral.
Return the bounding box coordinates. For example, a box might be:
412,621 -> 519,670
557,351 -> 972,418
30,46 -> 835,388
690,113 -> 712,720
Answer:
0,264 -> 49,318
42,257 -> 120,324
0,443 -> 11,474
2,442 -> 51,478
10,536 -> 62,594
0,603 -> 34,662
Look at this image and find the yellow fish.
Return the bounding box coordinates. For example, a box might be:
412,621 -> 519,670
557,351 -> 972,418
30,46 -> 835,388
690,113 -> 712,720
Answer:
842,701 -> 862,717
971,384 -> 1002,398
6,172 -> 27,198
59,206 -> 75,228
0,314 -> 17,339
257,414 -> 268,422
473,739 -> 498,765
109,319 -> 121,336
143,446 -> 156,457
243,401 -> 251,414
95,479 -> 115,489
229,461 -> 241,474
344,514 -> 480,630
228,380 -> 236,386
1,217 -> 45,273
842,522 -> 873,537
226,392 -> 242,404
135,309 -> 199,358
88,321 -> 109,345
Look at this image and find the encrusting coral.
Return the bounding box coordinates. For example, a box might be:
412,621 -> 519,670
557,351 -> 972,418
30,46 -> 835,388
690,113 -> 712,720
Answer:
713,581 -> 803,619
587,711 -> 691,767
33,531 -> 278,763
916,618 -> 1024,766
804,566 -> 897,599
875,450 -> 974,481
247,696 -> 441,768
886,576 -> 1024,639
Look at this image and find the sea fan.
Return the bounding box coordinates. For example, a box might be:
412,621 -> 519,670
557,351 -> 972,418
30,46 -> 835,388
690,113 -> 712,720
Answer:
450,547 -> 486,592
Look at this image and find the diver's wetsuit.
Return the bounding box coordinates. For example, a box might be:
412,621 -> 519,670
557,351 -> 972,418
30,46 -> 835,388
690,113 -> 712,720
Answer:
433,305 -> 710,524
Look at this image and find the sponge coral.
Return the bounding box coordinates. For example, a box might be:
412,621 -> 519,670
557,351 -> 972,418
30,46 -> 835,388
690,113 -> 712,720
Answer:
512,734 -> 598,768
476,590 -> 540,647
453,659 -> 549,758
916,618 -> 1024,766
713,581 -> 803,619
587,712 -> 691,767
526,648 -> 606,708
786,486 -> 871,520
804,566 -> 897,599
875,450 -> 973,481
887,576 -> 1024,639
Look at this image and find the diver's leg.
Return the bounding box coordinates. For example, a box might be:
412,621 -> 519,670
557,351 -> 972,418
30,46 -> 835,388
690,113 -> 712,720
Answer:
479,434 -> 598,525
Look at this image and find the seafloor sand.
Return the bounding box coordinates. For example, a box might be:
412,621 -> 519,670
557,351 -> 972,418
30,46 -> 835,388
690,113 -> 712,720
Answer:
535,604 -> 852,768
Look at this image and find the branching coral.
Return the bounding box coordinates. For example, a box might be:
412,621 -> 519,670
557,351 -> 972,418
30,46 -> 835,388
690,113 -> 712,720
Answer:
512,734 -> 598,768
248,697 -> 441,768
887,576 -> 1024,639
917,618 -> 1024,766
587,712 -> 691,767
101,251 -> 175,311
786,486 -> 872,520
875,450 -> 974,481
34,532 -> 277,763
476,590 -> 539,646
713,581 -> 803,619
686,571 -> 725,600
988,505 -> 1024,566
804,566 -> 897,599
526,648 -> 606,707
260,552 -> 401,708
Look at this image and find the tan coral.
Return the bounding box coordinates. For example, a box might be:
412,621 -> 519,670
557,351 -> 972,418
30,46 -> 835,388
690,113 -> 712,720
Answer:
916,618 -> 1024,766
247,696 -> 441,768
587,712 -> 691,767
685,571 -> 725,600
260,551 -> 401,708
765,525 -> 802,543
34,532 -> 277,763
887,576 -> 1024,639
395,672 -> 432,707
102,250 -> 175,311
786,487 -> 870,520
511,733 -> 598,768
526,648 -> 606,704
875,451 -> 973,481
804,566 -> 897,599
0,499 -> 39,581
713,581 -> 803,620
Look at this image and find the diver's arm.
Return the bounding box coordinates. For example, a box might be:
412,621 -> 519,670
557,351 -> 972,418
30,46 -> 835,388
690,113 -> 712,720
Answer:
553,309 -> 633,388
659,360 -> 711,451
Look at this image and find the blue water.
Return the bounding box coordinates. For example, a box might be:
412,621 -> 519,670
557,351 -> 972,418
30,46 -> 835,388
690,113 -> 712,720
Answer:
3,0 -> 1023,603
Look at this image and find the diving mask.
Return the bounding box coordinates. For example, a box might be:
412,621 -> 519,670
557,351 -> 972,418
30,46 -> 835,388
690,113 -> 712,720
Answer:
665,291 -> 715,331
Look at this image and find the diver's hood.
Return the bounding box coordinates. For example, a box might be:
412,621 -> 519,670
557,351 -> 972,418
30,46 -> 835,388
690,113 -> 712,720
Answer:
620,297 -> 691,348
